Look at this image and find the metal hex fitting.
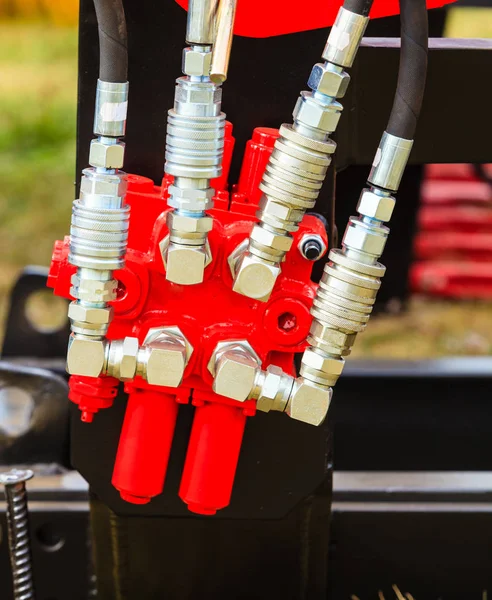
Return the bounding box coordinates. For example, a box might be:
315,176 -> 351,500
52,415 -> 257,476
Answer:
286,378 -> 332,426
307,64 -> 351,99
167,212 -> 213,234
357,189 -> 396,222
255,365 -> 294,414
308,320 -> 357,355
89,139 -> 125,169
167,185 -> 215,212
175,79 -> 222,106
142,326 -> 193,387
258,197 -> 304,225
250,224 -> 293,253
160,236 -> 212,285
301,348 -> 345,378
66,334 -> 107,378
80,168 -> 128,200
106,337 -> 139,381
207,340 -> 261,402
232,252 -> 280,302
70,275 -> 117,303
293,92 -> 342,134
343,218 -> 389,257
68,302 -> 113,325
182,47 -> 212,76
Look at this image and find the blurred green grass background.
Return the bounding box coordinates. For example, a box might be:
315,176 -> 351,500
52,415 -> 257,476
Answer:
0,8 -> 491,356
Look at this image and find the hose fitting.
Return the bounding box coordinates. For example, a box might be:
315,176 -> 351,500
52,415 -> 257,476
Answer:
231,6 -> 368,302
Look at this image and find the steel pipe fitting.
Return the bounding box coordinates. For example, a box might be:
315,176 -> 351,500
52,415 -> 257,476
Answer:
186,0 -> 219,45
368,131 -> 414,192
94,80 -> 129,138
321,7 -> 369,68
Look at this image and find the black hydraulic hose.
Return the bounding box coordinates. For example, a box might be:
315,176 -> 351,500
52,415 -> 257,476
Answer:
343,0 -> 373,17
93,0 -> 128,83
386,0 -> 429,140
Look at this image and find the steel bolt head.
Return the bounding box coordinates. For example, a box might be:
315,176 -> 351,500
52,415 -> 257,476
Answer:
89,139 -> 125,169
286,378 -> 332,426
66,335 -> 107,378
0,469 -> 34,485
357,189 -> 396,222
308,64 -> 351,98
182,47 -> 212,77
232,252 -> 280,302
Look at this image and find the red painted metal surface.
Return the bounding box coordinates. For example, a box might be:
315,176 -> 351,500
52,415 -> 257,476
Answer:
175,0 -> 457,38
411,164 -> 492,299
48,125 -> 327,515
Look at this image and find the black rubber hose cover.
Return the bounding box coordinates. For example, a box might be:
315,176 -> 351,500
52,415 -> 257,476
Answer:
93,0 -> 128,83
342,0 -> 373,17
387,0 -> 429,140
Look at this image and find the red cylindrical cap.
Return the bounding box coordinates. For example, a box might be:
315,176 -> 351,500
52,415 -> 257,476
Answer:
237,127 -> 279,206
112,390 -> 178,504
180,402 -> 247,515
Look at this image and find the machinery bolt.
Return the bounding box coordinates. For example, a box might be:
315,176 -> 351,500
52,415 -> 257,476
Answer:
0,469 -> 35,600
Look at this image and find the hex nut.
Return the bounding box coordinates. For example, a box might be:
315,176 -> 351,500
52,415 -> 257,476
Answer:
343,221 -> 388,257
256,365 -> 294,413
80,169 -> 127,199
89,140 -> 125,169
301,348 -> 345,376
309,320 -> 357,350
142,326 -> 193,387
167,185 -> 215,212
167,212 -> 213,234
66,335 -> 107,377
70,275 -> 117,303
106,337 -> 139,381
213,348 -> 259,402
293,93 -> 342,133
232,253 -> 281,302
308,64 -> 351,98
68,302 -> 113,325
160,238 -> 212,285
286,378 -> 332,426
250,225 -> 293,253
182,47 -> 212,76
175,82 -> 221,106
357,189 -> 396,222
258,197 -> 304,224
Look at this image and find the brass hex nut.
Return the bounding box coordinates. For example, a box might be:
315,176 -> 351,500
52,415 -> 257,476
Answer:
307,63 -> 351,98
142,326 -> 193,387
343,220 -> 388,257
232,252 -> 281,302
80,169 -> 127,199
293,92 -> 342,133
286,378 -> 332,426
68,302 -> 113,325
89,139 -> 125,169
356,189 -> 396,222
66,335 -> 107,378
182,47 -> 212,77
208,341 -> 261,402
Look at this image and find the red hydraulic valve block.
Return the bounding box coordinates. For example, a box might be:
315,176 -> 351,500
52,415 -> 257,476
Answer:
48,126 -> 328,515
